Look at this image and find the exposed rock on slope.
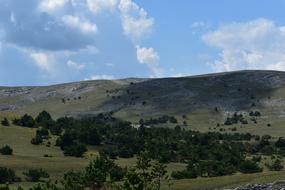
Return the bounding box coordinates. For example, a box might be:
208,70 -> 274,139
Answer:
1,70 -> 285,132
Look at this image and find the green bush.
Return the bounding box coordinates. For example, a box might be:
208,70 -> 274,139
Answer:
31,135 -> 43,145
0,145 -> 13,155
13,114 -> 35,128
23,169 -> 49,182
239,160 -> 263,173
171,170 -> 197,179
0,167 -> 19,183
1,118 -> 9,126
268,159 -> 283,171
63,143 -> 87,157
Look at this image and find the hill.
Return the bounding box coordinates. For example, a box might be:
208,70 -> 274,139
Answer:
2,70 -> 285,136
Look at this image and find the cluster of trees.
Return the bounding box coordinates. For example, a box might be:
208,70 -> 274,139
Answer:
23,169 -> 50,182
249,111 -> 261,117
13,111 -> 55,130
11,111 -> 285,180
62,96 -> 82,104
224,111 -> 262,126
0,153 -> 169,190
224,112 -> 248,125
139,115 -> 178,126
172,158 -> 263,179
0,167 -> 49,185
0,167 -> 20,184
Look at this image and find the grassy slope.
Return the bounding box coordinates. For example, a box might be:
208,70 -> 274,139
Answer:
0,118 -> 188,189
0,117 -> 90,181
2,118 -> 285,190
2,70 -> 285,137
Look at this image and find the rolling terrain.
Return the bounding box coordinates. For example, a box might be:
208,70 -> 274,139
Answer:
1,70 -> 285,136
3,70 -> 285,189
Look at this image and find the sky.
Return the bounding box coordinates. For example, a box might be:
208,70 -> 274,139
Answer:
1,0 -> 285,86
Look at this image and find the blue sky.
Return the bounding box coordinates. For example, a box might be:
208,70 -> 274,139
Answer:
1,0 -> 285,86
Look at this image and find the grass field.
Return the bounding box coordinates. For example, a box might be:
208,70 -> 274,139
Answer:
2,115 -> 285,190
0,118 -> 188,189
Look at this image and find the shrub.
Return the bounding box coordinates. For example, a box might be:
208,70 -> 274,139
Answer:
171,170 -> 197,179
276,137 -> 285,148
239,160 -> 263,173
23,169 -> 49,182
0,167 -> 19,183
31,135 -> 43,145
118,146 -> 133,158
268,159 -> 283,171
35,111 -> 53,129
63,144 -> 87,157
0,145 -> 13,155
110,165 -> 127,181
100,147 -> 118,159
62,171 -> 85,190
36,128 -> 49,139
1,118 -> 9,126
13,114 -> 35,128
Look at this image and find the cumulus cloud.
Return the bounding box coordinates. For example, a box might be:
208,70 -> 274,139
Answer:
87,0 -> 118,14
119,0 -> 154,42
0,0 -> 98,51
30,52 -> 55,73
136,46 -> 160,64
67,60 -> 85,70
39,0 -> 67,12
136,46 -> 163,77
0,0 -> 159,82
62,15 -> 98,34
202,19 -> 285,72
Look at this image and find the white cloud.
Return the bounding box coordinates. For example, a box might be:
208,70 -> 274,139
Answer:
62,15 -> 98,34
67,60 -> 85,70
136,46 -> 163,77
136,46 -> 159,64
202,19 -> 285,72
30,52 -> 55,73
85,74 -> 115,80
119,0 -> 154,41
87,0 -> 118,14
39,0 -> 67,12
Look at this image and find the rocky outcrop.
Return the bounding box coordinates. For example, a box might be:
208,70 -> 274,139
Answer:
227,181 -> 285,190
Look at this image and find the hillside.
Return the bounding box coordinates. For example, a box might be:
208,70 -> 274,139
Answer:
2,70 -> 285,136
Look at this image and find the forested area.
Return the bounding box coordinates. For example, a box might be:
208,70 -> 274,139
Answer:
1,111 -> 285,189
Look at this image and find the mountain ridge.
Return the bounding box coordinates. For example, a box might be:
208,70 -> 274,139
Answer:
2,70 -> 285,136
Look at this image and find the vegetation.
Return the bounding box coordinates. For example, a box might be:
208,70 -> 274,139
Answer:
0,154 -> 168,190
224,112 -> 248,125
1,118 -> 9,126
0,145 -> 13,155
0,167 -> 19,183
267,159 -> 284,171
13,114 -> 35,128
23,169 -> 49,182
3,110 -> 285,189
139,115 -> 178,125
